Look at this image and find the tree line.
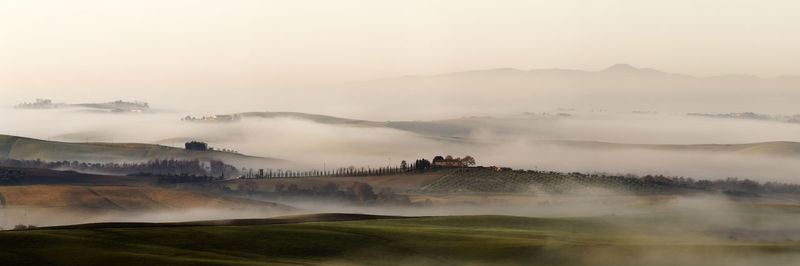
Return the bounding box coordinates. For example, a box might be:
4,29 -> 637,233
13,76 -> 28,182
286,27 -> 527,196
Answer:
234,180 -> 413,205
417,167 -> 800,196
0,168 -> 26,184
239,156 -> 477,180
239,163 -> 415,179
0,158 -> 240,178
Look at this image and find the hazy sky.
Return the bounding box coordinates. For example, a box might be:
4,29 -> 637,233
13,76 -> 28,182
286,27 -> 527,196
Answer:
1,0 -> 799,97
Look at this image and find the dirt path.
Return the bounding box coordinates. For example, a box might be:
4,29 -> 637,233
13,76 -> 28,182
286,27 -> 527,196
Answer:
85,187 -> 125,210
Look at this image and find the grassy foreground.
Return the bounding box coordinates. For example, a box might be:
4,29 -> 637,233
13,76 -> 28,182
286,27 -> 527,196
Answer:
0,215 -> 798,266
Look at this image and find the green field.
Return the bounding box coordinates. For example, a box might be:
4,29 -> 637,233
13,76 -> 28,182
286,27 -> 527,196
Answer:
1,215 -> 798,266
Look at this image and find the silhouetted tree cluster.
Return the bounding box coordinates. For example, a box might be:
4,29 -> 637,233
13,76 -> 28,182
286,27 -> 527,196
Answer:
12,224 -> 37,230
432,155 -> 476,168
569,172 -> 793,195
239,164 -> 412,179
461,155 -> 476,166
208,147 -> 239,153
157,174 -> 223,184
415,159 -> 431,170
267,181 -> 411,204
350,182 -> 377,201
236,156 -> 476,180
0,158 -> 239,178
184,141 -> 239,153
0,168 -> 26,184
637,175 -> 796,194
184,141 -> 208,151
421,167 -> 800,196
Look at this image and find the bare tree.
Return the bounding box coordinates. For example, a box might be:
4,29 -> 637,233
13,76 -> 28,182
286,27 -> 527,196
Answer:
461,155 -> 476,167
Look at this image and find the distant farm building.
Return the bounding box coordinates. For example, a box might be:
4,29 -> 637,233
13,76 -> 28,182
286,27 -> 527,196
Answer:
212,114 -> 240,122
432,156 -> 463,168
182,114 -> 241,122
185,141 -> 208,151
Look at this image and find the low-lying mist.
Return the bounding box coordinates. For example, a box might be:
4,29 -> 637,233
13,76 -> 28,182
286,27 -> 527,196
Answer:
0,207 -> 293,228
4,192 -> 799,244
3,107 -> 800,182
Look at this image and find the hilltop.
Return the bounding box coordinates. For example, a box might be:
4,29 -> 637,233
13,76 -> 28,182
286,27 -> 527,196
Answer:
15,99 -> 150,113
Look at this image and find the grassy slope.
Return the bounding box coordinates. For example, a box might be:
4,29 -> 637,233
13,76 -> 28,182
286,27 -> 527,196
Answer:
0,215 -> 797,266
0,134 -> 278,165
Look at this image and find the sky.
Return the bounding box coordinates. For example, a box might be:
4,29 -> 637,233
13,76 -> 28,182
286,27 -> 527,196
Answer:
1,0 -> 799,99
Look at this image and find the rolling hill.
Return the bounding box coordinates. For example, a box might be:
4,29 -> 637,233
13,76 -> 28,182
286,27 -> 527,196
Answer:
182,111 -> 554,138
2,214 -> 798,265
184,111 -> 385,127
0,134 -> 280,167
543,140 -> 800,157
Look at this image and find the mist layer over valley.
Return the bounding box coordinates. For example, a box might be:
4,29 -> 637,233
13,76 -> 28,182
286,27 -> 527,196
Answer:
4,99 -> 800,182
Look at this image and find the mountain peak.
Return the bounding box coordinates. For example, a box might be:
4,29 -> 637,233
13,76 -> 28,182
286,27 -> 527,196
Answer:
600,64 -> 666,75
603,64 -> 639,71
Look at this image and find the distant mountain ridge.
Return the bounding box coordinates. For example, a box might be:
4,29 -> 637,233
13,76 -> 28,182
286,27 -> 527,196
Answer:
409,64 -> 794,80
346,64 -> 800,115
